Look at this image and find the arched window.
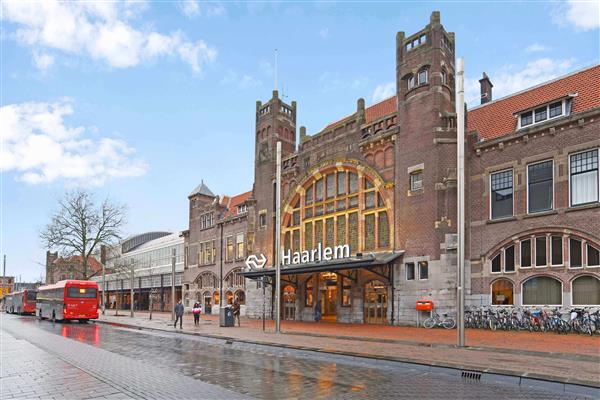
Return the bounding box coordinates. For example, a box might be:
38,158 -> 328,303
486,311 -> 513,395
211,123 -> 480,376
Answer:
572,275 -> 600,305
224,268 -> 245,288
196,272 -> 219,289
491,279 -> 513,305
522,276 -> 562,305
213,290 -> 219,305
235,290 -> 245,305
305,277 -> 314,307
407,74 -> 415,90
226,290 -> 233,305
283,166 -> 391,255
418,68 -> 428,85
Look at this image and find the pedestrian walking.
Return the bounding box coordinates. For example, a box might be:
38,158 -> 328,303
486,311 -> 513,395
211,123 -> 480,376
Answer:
232,299 -> 241,327
174,299 -> 184,329
314,299 -> 322,322
192,302 -> 201,326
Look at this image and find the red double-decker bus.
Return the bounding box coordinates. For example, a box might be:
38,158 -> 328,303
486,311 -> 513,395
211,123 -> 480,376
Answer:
4,289 -> 37,315
37,280 -> 99,322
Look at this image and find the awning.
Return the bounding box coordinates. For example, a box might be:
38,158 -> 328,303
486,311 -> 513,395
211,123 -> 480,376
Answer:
240,251 -> 404,279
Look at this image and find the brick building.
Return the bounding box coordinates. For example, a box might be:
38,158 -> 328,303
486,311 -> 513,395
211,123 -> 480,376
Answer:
45,252 -> 103,285
1,276 -> 15,299
182,182 -> 252,314
186,12 -> 599,324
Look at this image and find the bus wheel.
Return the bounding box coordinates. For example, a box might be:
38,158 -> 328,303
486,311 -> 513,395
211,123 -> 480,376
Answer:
78,319 -> 88,323
51,311 -> 56,323
38,310 -> 43,319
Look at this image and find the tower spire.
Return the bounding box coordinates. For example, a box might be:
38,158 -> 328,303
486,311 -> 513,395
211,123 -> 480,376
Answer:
274,48 -> 278,92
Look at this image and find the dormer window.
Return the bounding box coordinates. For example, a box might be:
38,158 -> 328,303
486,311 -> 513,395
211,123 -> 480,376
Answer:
518,99 -> 569,129
237,204 -> 247,214
418,69 -> 428,85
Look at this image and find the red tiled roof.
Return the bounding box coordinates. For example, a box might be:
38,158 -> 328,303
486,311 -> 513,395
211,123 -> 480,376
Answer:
223,191 -> 252,218
53,255 -> 103,273
467,65 -> 600,141
324,96 -> 398,131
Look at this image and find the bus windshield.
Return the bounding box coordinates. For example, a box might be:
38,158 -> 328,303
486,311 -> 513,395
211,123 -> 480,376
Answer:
66,287 -> 97,299
26,292 -> 37,301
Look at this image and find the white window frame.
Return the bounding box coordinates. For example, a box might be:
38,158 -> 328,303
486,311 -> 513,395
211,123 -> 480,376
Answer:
418,261 -> 428,281
489,168 -> 514,220
504,244 -> 516,273
408,75 -> 415,90
490,252 -> 502,274
520,276 -> 563,307
405,262 -> 415,281
550,235 -> 564,267
490,278 -> 515,307
534,236 -> 548,268
519,238 -> 533,269
587,243 -> 600,268
418,69 -> 428,85
568,148 -> 599,207
517,99 -> 567,130
526,159 -> 554,215
410,170 -> 423,191
568,237 -> 584,269
237,204 -> 247,215
570,275 -> 600,307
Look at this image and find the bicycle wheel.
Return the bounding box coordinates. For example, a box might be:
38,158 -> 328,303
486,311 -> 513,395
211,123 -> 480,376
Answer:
489,319 -> 497,331
423,318 -> 436,329
443,318 -> 456,329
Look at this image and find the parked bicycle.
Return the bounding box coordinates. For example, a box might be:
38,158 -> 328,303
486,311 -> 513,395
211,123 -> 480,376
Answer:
423,311 -> 456,329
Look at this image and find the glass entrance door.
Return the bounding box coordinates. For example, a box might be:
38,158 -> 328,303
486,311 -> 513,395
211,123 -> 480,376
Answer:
364,280 -> 388,324
283,285 -> 296,320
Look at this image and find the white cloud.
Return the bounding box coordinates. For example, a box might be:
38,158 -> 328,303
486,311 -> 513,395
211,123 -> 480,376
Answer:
371,82 -> 395,103
0,99 -> 147,186
553,0 -> 600,31
525,43 -> 550,53
32,51 -> 54,70
221,69 -> 262,89
179,0 -> 226,18
1,0 -> 217,74
465,58 -> 575,105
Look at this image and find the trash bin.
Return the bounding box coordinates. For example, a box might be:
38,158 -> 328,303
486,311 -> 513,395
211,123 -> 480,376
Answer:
219,306 -> 235,327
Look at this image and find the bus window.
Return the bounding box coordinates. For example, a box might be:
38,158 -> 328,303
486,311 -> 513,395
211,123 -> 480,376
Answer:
67,287 -> 97,298
26,291 -> 37,301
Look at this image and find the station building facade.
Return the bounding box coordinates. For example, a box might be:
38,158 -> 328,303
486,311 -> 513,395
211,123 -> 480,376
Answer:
96,231 -> 185,311
185,12 -> 599,325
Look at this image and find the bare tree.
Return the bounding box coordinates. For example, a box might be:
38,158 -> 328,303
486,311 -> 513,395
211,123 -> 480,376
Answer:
40,189 -> 126,280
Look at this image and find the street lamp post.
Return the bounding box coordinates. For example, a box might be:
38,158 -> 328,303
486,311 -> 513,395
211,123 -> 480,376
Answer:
456,57 -> 466,347
130,260 -> 135,318
171,248 -> 176,321
275,141 -> 282,333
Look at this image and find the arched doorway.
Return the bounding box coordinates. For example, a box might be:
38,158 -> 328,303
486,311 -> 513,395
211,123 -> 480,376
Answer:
319,272 -> 338,322
364,280 -> 388,324
203,291 -> 212,314
283,285 -> 296,320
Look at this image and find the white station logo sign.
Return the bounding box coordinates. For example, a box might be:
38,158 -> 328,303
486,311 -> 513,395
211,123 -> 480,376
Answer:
245,254 -> 267,270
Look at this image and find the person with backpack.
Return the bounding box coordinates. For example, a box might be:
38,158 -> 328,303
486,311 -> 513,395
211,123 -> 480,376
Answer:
192,302 -> 201,326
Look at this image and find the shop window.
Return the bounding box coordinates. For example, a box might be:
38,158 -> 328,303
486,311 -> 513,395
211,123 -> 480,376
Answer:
551,236 -> 563,266
572,276 -> 600,305
588,244 -> 600,267
570,238 -> 582,268
406,263 -> 415,280
305,278 -> 314,307
491,279 -> 514,305
341,276 -> 351,307
490,170 -> 513,219
535,236 -> 547,267
522,276 -> 562,305
528,160 -> 553,213
213,291 -> 220,305
520,239 -> 532,268
491,253 -> 501,273
418,261 -> 429,280
226,291 -> 234,305
505,245 -> 515,272
570,149 -> 599,206
378,212 -> 389,248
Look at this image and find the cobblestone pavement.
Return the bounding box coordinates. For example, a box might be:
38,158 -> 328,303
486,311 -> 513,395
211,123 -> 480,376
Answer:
1,315 -> 593,399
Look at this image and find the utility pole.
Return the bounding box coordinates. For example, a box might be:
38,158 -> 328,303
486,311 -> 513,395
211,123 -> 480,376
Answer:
2,255 -> 6,304
274,48 -> 278,92
275,141 -> 282,333
101,260 -> 106,315
130,260 -> 134,318
171,248 -> 176,321
456,57 -> 466,347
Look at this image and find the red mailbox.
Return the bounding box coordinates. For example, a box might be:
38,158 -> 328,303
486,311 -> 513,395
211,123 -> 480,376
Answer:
416,300 -> 434,311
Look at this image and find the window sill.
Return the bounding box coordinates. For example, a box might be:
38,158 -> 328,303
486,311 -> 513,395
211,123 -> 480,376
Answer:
486,216 -> 517,225
565,202 -> 600,213
408,189 -> 424,196
523,210 -> 558,219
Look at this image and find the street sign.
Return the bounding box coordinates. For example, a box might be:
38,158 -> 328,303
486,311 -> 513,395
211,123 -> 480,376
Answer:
245,254 -> 267,270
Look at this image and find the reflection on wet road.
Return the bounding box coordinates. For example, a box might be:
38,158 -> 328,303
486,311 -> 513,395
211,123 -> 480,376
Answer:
4,315 -> 584,399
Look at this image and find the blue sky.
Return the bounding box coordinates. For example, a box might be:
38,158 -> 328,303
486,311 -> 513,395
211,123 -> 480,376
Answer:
1,0 -> 599,281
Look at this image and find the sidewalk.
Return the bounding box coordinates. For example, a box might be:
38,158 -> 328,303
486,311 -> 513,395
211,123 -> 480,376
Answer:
96,311 -> 600,389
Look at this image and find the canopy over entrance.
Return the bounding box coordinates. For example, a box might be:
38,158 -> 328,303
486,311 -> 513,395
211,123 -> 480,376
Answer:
240,251 -> 403,279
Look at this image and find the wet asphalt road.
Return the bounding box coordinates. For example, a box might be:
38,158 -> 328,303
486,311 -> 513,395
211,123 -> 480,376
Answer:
0,314 -> 591,399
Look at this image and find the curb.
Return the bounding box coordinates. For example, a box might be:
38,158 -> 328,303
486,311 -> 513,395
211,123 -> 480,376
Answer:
93,318 -> 600,397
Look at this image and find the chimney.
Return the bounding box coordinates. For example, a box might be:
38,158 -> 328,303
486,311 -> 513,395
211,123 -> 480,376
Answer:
479,72 -> 493,104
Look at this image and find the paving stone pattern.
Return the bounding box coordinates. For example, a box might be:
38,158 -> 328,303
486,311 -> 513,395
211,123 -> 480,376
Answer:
1,315 -> 590,399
